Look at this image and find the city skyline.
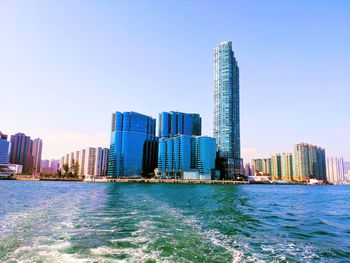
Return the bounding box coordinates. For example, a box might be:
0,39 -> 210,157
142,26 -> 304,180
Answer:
1,1 -> 349,161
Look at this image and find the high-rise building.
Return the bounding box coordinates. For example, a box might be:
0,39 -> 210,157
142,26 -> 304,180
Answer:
0,132 -> 9,165
65,153 -> 69,166
84,147 -> 96,176
32,138 -> 43,174
280,153 -> 293,181
251,158 -> 271,176
244,163 -> 253,177
327,157 -> 345,183
271,154 -> 282,180
213,41 -> 241,178
9,133 -> 33,174
108,111 -> 158,177
41,159 -> 50,169
60,156 -> 65,169
158,111 -> 201,138
95,147 -> 103,176
50,159 -> 60,172
79,149 -> 86,176
101,148 -> 109,176
157,135 -> 216,178
344,162 -> 350,181
294,143 -> 326,181
193,136 -> 217,175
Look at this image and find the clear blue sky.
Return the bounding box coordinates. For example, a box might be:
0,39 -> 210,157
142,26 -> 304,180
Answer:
1,0 -> 349,161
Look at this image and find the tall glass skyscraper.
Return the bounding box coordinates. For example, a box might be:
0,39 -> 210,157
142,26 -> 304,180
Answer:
158,111 -> 201,138
213,41 -> 241,178
108,111 -> 158,177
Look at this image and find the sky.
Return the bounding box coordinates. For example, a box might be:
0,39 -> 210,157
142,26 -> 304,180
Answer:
0,0 -> 349,162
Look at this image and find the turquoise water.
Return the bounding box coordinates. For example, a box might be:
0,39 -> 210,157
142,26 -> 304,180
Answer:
0,181 -> 349,262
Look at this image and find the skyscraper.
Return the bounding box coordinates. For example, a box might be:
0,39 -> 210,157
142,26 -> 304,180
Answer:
294,143 -> 326,181
280,153 -> 293,181
158,111 -> 201,138
94,147 -> 109,176
0,132 -> 9,165
213,41 -> 241,178
327,157 -> 345,183
9,133 -> 33,174
84,147 -> 96,176
32,138 -> 43,174
108,111 -> 158,177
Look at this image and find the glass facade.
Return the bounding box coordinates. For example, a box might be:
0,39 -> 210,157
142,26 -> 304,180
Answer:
0,132 -> 9,165
108,111 -> 158,177
158,111 -> 201,138
158,135 -> 216,177
193,136 -> 216,175
213,41 -> 241,176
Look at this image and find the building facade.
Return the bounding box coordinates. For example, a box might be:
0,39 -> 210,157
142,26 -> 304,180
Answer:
157,135 -> 216,178
9,133 -> 33,174
32,138 -> 43,174
280,153 -> 293,181
294,143 -> 326,181
108,111 -> 158,177
251,158 -> 271,176
327,157 -> 345,183
0,132 -> 9,165
271,154 -> 282,180
213,41 -> 241,177
158,111 -> 201,138
94,147 -> 109,176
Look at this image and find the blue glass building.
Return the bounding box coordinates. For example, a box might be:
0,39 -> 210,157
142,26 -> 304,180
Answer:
158,135 -> 216,178
158,111 -> 201,138
213,41 -> 241,178
0,132 -> 9,165
107,111 -> 158,177
193,136 -> 217,175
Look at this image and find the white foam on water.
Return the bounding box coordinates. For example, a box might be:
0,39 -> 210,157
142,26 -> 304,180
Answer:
134,193 -> 245,263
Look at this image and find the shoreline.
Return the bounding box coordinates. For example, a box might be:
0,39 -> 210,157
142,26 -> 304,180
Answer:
4,176 -> 336,185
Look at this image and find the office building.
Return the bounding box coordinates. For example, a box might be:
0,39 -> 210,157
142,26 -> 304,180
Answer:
9,133 -> 33,174
213,41 -> 241,178
108,111 -> 158,177
294,143 -> 326,181
157,135 -> 216,178
0,132 -> 9,165
158,111 -> 201,138
32,138 -> 43,174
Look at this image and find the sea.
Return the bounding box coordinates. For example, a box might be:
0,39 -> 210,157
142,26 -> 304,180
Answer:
0,181 -> 349,262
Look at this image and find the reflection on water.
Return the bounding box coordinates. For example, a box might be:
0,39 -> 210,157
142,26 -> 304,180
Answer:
0,181 -> 349,262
